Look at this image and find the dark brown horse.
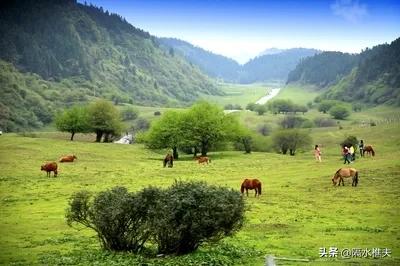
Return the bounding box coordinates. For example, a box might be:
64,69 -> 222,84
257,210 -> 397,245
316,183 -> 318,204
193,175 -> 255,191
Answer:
241,178 -> 262,197
332,168 -> 359,186
363,145 -> 375,156
163,153 -> 173,168
41,162 -> 58,177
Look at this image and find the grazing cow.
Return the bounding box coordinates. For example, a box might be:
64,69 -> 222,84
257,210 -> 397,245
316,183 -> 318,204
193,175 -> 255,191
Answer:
59,155 -> 77,162
41,162 -> 58,177
196,156 -> 211,164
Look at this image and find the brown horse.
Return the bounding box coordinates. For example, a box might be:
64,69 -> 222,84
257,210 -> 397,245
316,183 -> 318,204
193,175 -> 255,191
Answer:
196,156 -> 211,164
41,162 -> 58,177
363,145 -> 375,156
163,153 -> 173,168
59,154 -> 77,162
332,168 -> 359,186
241,178 -> 262,197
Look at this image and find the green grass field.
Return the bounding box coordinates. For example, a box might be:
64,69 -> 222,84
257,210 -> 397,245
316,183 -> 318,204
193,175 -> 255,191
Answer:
1,121 -> 399,265
1,84 -> 400,265
199,83 -> 279,108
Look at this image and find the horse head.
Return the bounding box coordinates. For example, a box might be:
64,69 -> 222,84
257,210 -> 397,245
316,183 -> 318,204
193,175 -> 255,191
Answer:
332,171 -> 340,186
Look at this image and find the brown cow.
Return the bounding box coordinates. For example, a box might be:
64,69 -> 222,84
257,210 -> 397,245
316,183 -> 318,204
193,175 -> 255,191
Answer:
59,154 -> 77,163
197,156 -> 211,164
41,162 -> 58,177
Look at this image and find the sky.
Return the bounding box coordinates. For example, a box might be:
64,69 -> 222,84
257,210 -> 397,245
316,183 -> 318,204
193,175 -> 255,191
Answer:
80,0 -> 400,64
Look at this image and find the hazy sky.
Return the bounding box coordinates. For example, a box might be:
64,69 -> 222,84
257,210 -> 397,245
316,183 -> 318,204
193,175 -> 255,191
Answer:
81,0 -> 400,64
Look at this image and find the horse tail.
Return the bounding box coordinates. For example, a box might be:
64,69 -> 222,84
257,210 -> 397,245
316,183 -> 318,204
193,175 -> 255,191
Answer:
371,148 -> 375,156
355,171 -> 359,185
240,183 -> 245,194
258,182 -> 262,195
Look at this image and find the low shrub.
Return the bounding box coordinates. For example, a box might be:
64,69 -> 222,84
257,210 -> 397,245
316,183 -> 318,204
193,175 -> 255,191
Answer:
66,182 -> 245,256
329,105 -> 350,120
313,117 -> 336,127
150,181 -> 245,255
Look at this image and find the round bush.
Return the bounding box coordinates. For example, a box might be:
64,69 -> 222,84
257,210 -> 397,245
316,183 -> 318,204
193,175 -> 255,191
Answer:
149,181 -> 244,255
329,105 -> 350,120
66,182 -> 245,255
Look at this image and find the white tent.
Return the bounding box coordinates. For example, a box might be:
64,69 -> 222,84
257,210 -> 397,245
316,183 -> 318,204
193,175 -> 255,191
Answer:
114,134 -> 133,144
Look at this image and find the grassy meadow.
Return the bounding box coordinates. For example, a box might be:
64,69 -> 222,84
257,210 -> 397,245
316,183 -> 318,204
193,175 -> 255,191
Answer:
1,84 -> 400,265
199,82 -> 278,108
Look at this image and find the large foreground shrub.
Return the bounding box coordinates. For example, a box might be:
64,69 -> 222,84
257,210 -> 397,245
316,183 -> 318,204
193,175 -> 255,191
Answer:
150,181 -> 245,255
66,187 -> 160,252
66,182 -> 244,255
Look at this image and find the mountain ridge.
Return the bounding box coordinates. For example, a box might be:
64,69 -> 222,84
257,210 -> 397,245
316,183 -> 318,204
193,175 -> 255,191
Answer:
0,0 -> 221,131
159,38 -> 319,83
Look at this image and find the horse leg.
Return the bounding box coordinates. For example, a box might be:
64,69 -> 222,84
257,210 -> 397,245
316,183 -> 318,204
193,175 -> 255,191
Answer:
246,189 -> 249,197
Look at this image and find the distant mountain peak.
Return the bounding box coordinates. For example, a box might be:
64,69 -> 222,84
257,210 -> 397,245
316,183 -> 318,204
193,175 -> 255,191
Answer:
258,48 -> 285,56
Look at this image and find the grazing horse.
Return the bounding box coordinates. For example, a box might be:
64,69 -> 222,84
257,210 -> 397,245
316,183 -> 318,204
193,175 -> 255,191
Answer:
363,145 -> 375,157
241,178 -> 262,197
196,156 -> 211,164
163,153 -> 173,168
59,154 -> 77,162
41,162 -> 58,177
332,168 -> 358,186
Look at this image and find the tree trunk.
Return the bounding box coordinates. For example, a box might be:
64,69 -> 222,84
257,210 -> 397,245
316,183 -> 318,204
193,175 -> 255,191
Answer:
290,149 -> 296,156
242,137 -> 251,154
201,140 -> 208,156
193,147 -> 198,157
95,131 -> 103,142
70,131 -> 75,141
173,146 -> 179,160
103,133 -> 110,143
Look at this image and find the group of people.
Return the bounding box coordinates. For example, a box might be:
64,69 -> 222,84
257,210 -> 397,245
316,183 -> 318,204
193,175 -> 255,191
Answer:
313,140 -> 365,164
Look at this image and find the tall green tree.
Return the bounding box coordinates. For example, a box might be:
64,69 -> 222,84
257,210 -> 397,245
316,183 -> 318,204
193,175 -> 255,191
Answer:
182,101 -> 241,156
87,100 -> 123,142
145,111 -> 184,159
55,106 -> 89,141
272,129 -> 312,155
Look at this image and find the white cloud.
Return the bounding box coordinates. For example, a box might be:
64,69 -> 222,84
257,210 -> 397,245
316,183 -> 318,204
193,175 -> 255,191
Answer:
331,0 -> 368,23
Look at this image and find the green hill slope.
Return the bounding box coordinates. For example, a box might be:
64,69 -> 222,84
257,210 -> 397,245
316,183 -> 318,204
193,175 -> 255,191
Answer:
0,0 -> 221,131
159,38 -> 241,82
240,48 -> 319,83
287,38 -> 400,105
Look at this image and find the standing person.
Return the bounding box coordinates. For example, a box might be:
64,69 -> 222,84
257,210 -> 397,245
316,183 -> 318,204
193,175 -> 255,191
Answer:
343,146 -> 351,164
349,145 -> 355,162
359,140 -> 364,157
314,145 -> 322,162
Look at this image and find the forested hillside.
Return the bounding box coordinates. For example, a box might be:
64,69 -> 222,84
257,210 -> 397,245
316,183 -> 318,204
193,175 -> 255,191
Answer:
0,0 -> 220,131
286,52 -> 359,87
159,39 -> 318,83
287,38 -> 400,105
159,38 -> 241,82
239,48 -> 319,84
